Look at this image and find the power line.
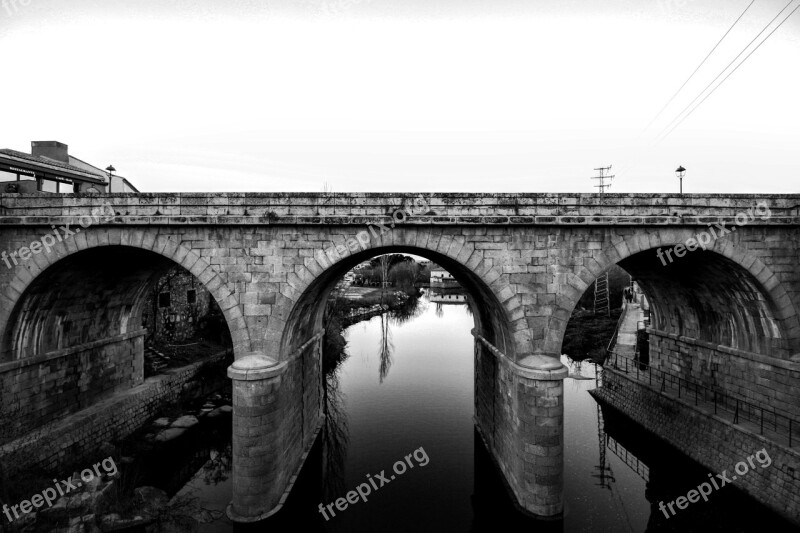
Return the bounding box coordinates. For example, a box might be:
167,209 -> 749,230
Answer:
659,1 -> 800,141
655,0 -> 797,141
643,0 -> 757,133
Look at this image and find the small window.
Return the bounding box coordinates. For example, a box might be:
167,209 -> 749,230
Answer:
0,170 -> 17,181
186,289 -> 197,304
158,292 -> 171,308
40,179 -> 59,193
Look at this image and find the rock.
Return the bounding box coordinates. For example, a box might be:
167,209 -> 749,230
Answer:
98,513 -> 153,532
170,415 -> 199,429
144,515 -> 199,532
133,486 -> 169,516
99,442 -> 116,458
42,496 -> 69,519
66,491 -> 94,511
92,479 -> 117,511
152,417 -> 171,427
154,428 -> 187,442
206,405 -> 232,418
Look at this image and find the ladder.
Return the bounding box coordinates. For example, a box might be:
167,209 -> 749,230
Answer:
594,272 -> 610,316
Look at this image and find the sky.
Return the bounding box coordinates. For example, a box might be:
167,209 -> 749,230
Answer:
0,0 -> 798,193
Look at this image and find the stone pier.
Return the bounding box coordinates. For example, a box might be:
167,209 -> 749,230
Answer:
227,352 -> 287,522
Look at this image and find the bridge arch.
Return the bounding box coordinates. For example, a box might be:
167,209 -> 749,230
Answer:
552,228 -> 799,358
277,228 -> 516,361
0,226 -> 249,360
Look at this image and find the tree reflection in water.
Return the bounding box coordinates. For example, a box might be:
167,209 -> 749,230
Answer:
377,312 -> 394,384
320,287 -> 428,496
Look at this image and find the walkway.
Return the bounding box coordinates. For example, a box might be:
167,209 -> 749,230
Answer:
613,302 -> 643,358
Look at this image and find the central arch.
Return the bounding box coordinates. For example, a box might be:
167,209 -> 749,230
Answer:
279,245 -> 515,361
227,235 -> 569,523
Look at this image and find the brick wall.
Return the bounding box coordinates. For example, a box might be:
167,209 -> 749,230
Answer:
0,330 -> 145,445
594,367 -> 800,524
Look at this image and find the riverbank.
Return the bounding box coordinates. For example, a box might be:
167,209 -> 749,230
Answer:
561,307 -> 623,363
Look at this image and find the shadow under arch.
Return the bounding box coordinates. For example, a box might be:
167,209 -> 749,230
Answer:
1,245 -> 235,360
558,234 -> 798,359
279,245 -> 514,361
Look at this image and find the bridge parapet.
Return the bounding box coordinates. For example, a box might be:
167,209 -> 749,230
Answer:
1,193 -> 799,226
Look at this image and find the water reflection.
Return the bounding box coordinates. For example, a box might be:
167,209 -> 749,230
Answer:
137,288 -> 797,533
377,313 -> 393,384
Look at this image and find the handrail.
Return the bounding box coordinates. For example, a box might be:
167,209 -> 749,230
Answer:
604,304 -> 628,362
606,352 -> 799,448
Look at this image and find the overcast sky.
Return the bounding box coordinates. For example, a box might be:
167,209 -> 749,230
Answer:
1,0 -> 798,193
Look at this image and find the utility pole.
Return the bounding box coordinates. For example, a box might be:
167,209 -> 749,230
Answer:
591,165 -> 615,195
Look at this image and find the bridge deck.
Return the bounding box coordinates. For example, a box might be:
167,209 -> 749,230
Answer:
1,193 -> 799,226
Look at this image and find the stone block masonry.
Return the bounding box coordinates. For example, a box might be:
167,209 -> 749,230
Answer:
0,330 -> 145,445
0,350 -> 231,478
1,192 -> 799,522
473,332 -> 568,517
227,336 -> 323,522
649,329 -> 800,422
593,367 -> 800,524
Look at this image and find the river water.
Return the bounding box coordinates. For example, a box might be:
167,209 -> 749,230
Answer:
160,291 -> 794,532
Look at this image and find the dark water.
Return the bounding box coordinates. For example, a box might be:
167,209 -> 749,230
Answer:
147,292 -> 794,532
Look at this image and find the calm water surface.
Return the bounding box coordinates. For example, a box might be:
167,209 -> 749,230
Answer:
163,293 -> 793,532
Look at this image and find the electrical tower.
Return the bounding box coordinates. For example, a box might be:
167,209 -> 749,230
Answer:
591,165 -> 615,195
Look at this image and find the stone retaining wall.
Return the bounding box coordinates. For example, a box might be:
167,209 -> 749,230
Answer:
593,366 -> 800,524
0,330 -> 145,444
0,350 -> 231,478
649,329 -> 800,421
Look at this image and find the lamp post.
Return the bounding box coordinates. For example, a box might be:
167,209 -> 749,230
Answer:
105,165 -> 116,193
675,165 -> 686,195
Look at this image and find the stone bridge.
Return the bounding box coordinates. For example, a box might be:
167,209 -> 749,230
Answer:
1,193 -> 799,522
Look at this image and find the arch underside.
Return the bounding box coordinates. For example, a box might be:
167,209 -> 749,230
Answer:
280,245 -> 514,360
618,247 -> 787,356
1,246 -> 231,360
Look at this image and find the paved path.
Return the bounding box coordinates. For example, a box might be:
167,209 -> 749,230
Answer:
614,302 -> 643,357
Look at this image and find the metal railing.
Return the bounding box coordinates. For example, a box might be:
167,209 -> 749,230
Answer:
603,304 -> 628,363
606,351 -> 799,448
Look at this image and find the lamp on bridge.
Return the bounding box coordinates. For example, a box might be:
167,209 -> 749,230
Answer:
675,165 -> 686,195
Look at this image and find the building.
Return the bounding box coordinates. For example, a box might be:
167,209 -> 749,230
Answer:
141,266 -> 227,345
430,265 -> 459,287
0,140 -> 138,194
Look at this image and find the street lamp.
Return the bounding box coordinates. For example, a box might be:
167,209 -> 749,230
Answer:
105,165 -> 116,192
675,165 -> 686,194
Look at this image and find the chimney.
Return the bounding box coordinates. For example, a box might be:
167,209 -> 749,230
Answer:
31,141 -> 69,164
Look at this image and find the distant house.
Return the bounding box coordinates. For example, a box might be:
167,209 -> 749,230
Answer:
430,265 -> 457,285
0,140 -> 138,194
429,292 -> 466,304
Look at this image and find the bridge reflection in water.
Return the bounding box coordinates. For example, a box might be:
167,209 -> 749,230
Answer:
233,295 -> 794,532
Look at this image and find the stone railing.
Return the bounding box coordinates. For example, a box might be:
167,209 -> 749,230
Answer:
1,193 -> 799,226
